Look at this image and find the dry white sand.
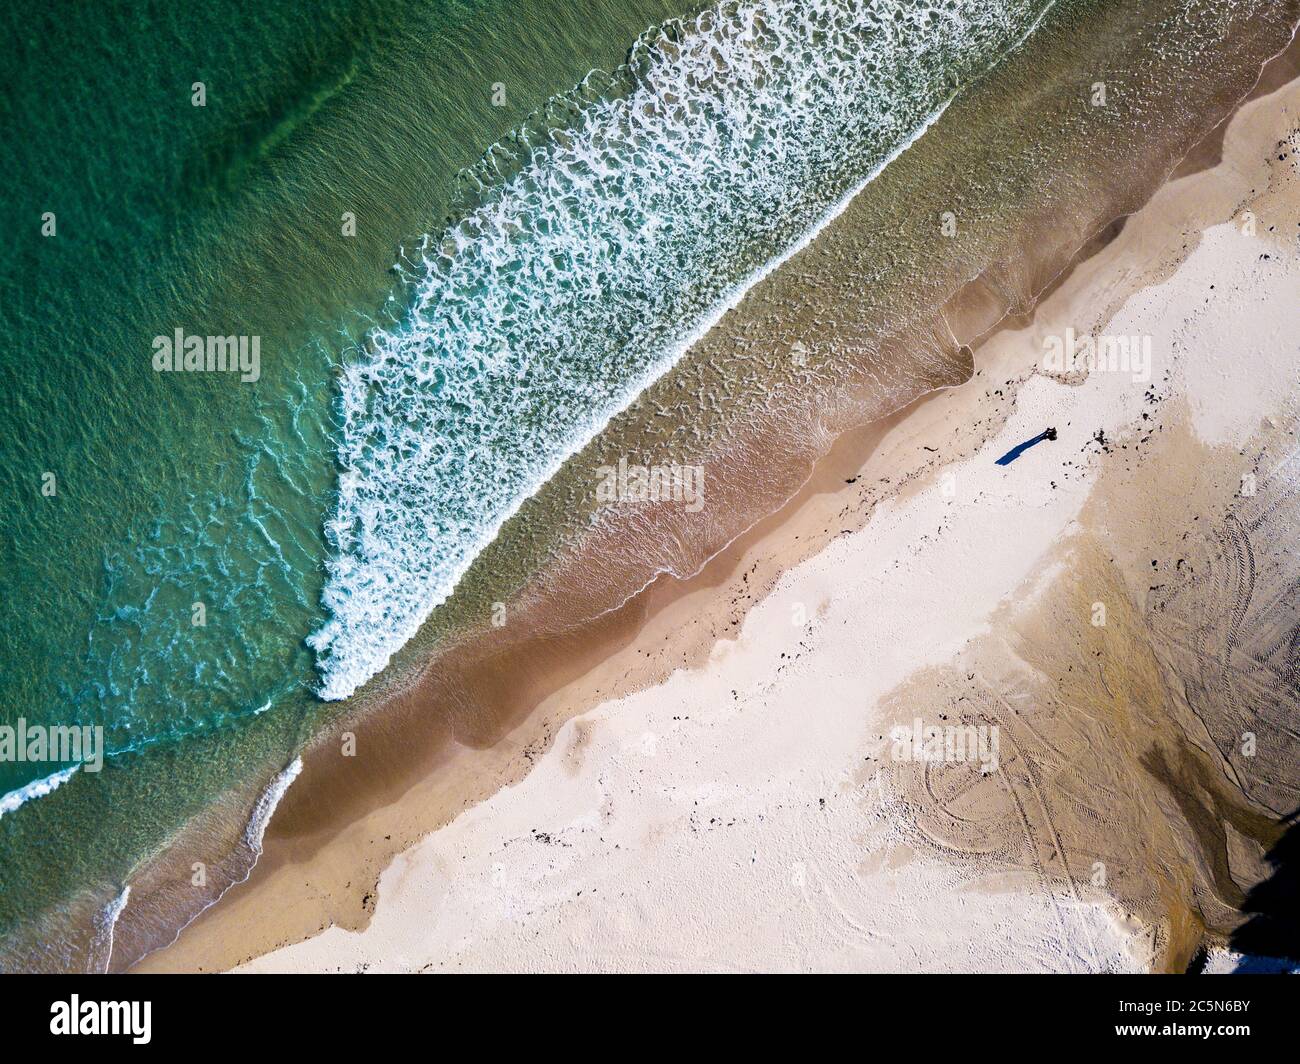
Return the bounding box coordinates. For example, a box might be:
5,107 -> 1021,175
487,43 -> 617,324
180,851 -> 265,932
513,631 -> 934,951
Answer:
222,67 -> 1300,975
238,192 -> 1299,972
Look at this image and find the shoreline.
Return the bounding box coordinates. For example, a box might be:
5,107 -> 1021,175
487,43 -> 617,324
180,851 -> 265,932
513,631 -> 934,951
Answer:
237,192 -> 1300,971
136,36 -> 1300,973
309,0 -> 1056,706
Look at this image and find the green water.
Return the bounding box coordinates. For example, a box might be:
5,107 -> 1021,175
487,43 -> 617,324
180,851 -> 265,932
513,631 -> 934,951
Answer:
2,0 -> 1293,973
0,0 -> 694,969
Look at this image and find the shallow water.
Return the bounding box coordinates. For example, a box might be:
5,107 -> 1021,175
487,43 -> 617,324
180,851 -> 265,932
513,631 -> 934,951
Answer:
1,0 -> 1295,970
0,0 -> 702,969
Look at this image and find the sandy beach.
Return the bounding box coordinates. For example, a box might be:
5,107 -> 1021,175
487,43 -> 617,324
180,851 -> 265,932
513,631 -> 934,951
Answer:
128,40 -> 1300,974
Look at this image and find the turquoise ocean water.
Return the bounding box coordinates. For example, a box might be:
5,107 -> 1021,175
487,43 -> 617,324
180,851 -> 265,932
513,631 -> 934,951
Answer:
3,0 -> 1289,970
1,0 -> 711,968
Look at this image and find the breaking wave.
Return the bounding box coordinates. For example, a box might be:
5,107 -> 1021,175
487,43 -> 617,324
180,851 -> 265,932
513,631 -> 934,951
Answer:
0,764 -> 80,821
310,0 -> 1052,699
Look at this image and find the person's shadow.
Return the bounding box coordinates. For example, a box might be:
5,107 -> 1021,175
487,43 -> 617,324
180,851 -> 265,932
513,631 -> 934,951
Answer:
1230,808 -> 1300,972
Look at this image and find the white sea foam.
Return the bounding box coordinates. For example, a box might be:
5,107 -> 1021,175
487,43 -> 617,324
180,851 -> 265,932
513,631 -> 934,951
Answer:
89,885 -> 131,974
129,756 -> 305,969
0,763 -> 80,820
311,0 -> 1051,700
244,756 -> 303,852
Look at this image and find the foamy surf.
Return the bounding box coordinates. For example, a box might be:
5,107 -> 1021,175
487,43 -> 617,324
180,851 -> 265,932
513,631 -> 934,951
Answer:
311,0 -> 1053,700
88,886 -> 130,974
120,756 -> 305,971
0,764 -> 80,821
244,757 -> 303,852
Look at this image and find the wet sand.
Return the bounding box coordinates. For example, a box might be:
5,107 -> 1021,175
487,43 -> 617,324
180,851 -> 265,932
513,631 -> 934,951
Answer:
135,31 -> 1300,972
239,71 -> 1299,974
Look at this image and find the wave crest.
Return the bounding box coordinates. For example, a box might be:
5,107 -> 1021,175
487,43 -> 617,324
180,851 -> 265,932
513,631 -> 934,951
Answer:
310,0 -> 1049,700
